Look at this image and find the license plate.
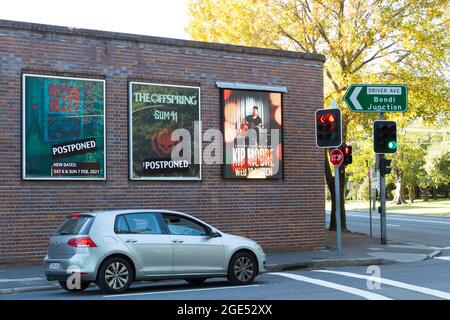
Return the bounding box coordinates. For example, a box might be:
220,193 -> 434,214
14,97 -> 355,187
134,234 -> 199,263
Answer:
48,263 -> 61,270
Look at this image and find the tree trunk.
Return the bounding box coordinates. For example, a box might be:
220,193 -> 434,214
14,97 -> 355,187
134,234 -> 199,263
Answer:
325,149 -> 347,232
391,169 -> 407,205
447,183 -> 450,199
408,184 -> 415,203
431,187 -> 438,200
421,187 -> 429,201
339,164 -> 347,231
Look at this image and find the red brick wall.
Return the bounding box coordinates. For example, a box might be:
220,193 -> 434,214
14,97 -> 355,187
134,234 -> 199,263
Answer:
0,20 -> 326,261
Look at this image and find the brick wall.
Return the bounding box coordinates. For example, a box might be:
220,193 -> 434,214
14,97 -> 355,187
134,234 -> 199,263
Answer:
0,20 -> 326,261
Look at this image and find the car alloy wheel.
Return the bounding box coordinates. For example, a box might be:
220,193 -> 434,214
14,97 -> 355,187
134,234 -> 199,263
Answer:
234,256 -> 254,282
105,262 -> 129,290
97,256 -> 133,293
227,252 -> 257,285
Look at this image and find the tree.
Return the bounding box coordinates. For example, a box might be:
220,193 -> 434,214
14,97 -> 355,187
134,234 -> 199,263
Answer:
187,0 -> 450,230
424,139 -> 450,197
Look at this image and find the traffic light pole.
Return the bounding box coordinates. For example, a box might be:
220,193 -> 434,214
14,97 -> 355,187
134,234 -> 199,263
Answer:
334,163 -> 342,256
379,112 -> 387,245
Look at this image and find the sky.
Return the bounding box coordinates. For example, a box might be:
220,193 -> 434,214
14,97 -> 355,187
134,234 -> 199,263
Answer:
0,0 -> 191,39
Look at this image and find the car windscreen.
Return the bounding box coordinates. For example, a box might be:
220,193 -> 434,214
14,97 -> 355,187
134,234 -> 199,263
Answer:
54,215 -> 94,235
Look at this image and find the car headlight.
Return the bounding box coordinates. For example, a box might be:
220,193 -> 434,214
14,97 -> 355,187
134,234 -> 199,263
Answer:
255,242 -> 264,253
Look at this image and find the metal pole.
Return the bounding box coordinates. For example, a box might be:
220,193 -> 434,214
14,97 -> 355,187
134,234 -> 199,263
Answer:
368,162 -> 372,238
334,164 -> 342,256
379,112 -> 387,244
331,99 -> 342,256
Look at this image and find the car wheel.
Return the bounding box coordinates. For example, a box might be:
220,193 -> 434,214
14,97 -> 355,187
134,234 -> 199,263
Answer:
59,280 -> 90,292
185,278 -> 207,285
227,252 -> 257,285
97,257 -> 134,294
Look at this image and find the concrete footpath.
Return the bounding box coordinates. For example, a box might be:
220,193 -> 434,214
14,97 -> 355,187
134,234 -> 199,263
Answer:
0,231 -> 440,295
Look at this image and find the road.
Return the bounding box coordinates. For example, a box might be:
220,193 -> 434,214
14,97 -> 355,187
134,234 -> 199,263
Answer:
1,257 -> 450,300
2,212 -> 449,300
327,210 -> 450,248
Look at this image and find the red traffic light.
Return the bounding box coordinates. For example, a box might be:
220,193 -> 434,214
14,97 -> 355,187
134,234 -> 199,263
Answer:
317,113 -> 336,124
315,108 -> 342,148
344,145 -> 352,155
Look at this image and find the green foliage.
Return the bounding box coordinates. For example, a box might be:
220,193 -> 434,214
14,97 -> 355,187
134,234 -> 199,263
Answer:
187,0 -> 450,199
187,0 -> 450,134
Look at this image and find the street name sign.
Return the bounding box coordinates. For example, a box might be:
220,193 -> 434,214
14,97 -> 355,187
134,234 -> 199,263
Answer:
330,149 -> 344,166
344,84 -> 408,112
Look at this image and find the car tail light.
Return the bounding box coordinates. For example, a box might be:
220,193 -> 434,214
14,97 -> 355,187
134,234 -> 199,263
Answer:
71,213 -> 80,219
67,237 -> 97,248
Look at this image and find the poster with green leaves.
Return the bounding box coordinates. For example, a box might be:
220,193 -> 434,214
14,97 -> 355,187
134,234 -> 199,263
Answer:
23,74 -> 105,180
129,82 -> 201,180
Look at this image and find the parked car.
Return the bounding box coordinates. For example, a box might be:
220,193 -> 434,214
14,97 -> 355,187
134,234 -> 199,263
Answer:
44,209 -> 266,293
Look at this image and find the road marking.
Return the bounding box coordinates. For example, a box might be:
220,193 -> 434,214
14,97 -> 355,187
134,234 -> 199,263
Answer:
345,213 -> 450,225
430,246 -> 450,250
270,272 -> 391,300
0,277 -> 43,283
387,224 -> 400,227
104,284 -> 263,298
315,270 -> 450,300
435,256 -> 450,261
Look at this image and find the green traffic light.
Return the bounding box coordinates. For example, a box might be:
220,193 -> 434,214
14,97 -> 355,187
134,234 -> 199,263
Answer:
388,141 -> 397,149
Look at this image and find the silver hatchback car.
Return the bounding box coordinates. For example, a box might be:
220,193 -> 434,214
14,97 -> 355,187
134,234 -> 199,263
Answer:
44,210 -> 266,293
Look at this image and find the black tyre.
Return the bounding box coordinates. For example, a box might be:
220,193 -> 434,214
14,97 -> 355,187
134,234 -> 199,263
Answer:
97,257 -> 134,294
185,278 -> 207,285
227,251 -> 257,285
59,280 -> 90,292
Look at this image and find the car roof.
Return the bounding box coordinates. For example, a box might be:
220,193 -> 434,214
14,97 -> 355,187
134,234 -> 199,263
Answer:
85,209 -> 191,217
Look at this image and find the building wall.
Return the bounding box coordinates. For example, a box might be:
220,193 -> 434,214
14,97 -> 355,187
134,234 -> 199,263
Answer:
0,20 -> 326,261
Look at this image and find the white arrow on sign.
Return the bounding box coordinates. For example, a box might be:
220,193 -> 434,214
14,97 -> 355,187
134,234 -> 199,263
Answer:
350,86 -> 363,110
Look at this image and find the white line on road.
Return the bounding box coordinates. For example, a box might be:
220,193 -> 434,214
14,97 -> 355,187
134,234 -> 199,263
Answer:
435,257 -> 450,261
387,224 -> 400,227
270,272 -> 391,300
430,247 -> 450,250
315,270 -> 450,300
345,213 -> 450,225
104,284 -> 262,298
0,277 -> 43,283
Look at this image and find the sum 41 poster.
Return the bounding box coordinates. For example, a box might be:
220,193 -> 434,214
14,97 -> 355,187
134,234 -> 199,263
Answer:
129,82 -> 201,180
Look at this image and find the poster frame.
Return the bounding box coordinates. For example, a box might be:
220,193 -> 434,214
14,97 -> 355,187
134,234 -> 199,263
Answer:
21,73 -> 107,181
128,81 -> 202,181
220,88 -> 284,180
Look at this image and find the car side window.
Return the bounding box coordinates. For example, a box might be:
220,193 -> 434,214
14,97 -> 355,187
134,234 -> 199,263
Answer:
163,214 -> 208,236
123,213 -> 163,235
114,215 -> 130,234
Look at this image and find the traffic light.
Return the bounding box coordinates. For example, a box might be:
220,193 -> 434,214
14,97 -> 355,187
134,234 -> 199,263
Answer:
373,120 -> 397,154
315,108 -> 342,148
343,145 -> 352,165
380,158 -> 392,175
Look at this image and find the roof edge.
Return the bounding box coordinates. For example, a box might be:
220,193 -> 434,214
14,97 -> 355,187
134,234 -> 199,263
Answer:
0,19 -> 326,62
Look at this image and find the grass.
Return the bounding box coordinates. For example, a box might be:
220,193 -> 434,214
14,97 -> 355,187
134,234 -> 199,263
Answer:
326,199 -> 450,217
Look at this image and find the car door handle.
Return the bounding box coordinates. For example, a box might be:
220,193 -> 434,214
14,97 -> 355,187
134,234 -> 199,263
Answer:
172,240 -> 184,244
126,239 -> 138,243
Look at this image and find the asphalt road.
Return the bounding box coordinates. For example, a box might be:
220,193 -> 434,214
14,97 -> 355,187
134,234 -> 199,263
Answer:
1,257 -> 450,300
327,210 -> 450,248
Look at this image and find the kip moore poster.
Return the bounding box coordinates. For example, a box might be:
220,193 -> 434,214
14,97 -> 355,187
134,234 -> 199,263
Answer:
129,82 -> 201,180
22,74 -> 106,180
222,89 -> 283,179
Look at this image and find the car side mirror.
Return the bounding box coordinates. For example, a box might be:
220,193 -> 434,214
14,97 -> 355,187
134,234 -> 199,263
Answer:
207,228 -> 221,238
